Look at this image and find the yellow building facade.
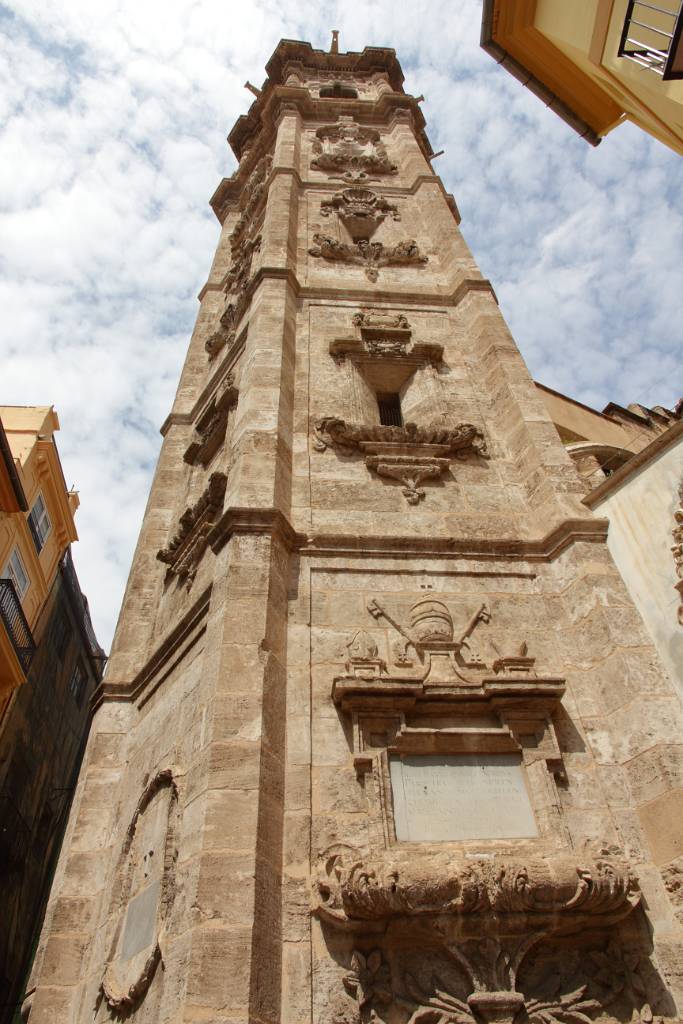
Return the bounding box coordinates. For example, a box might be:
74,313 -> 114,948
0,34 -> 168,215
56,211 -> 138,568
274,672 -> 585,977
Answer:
481,0 -> 683,154
0,406 -> 78,699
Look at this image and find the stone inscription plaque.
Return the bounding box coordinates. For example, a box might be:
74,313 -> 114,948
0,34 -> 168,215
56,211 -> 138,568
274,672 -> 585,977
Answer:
121,879 -> 160,960
389,754 -> 538,842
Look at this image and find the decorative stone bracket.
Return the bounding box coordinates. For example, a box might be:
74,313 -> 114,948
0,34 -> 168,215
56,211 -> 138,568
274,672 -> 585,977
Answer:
183,374 -> 239,466
313,419 -> 488,504
330,310 -> 443,367
312,844 -> 650,1024
314,843 -> 640,927
321,186 -> 400,240
156,472 -> 227,587
309,234 -> 428,282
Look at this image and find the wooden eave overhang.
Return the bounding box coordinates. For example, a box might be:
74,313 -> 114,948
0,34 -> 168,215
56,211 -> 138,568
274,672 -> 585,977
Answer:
480,0 -> 625,145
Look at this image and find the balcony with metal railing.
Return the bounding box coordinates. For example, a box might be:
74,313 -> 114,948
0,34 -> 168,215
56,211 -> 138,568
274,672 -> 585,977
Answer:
618,0 -> 683,78
0,578 -> 35,681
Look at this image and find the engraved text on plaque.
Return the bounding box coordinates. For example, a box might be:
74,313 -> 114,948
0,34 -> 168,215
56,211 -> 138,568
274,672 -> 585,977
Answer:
389,753 -> 538,842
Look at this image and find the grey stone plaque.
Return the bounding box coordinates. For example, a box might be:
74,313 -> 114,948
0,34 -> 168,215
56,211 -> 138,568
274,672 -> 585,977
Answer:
120,879 -> 160,960
389,753 -> 538,842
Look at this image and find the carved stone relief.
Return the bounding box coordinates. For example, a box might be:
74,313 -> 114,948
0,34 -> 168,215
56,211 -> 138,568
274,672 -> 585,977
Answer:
320,187 -> 400,240
311,117 -> 398,182
330,311 -> 443,368
312,845 -> 657,1024
98,769 -> 180,1015
313,419 -> 488,504
309,234 -> 428,282
184,372 -> 239,466
206,234 -> 261,360
330,596 -> 568,840
672,475 -> 683,624
156,472 -> 227,587
229,153 -> 272,252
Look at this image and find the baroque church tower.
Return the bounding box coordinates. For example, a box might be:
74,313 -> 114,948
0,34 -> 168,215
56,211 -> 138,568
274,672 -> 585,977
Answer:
24,37 -> 683,1024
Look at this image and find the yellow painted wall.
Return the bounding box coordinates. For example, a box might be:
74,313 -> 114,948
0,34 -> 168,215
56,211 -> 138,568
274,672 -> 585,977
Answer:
0,407 -> 78,631
533,0 -> 683,153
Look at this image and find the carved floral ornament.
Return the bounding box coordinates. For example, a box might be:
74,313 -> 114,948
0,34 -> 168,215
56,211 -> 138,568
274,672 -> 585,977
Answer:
311,117 -> 398,182
98,768 -> 180,1015
156,471 -> 227,588
672,474 -> 683,625
311,841 -> 657,1024
309,234 -> 428,282
313,419 -> 488,505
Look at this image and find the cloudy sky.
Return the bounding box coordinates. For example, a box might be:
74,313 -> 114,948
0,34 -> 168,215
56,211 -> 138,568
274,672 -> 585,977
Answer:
1,0 -> 682,649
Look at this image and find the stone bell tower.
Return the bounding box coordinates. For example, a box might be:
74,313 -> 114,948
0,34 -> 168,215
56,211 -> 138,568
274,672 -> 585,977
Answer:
24,36 -> 683,1024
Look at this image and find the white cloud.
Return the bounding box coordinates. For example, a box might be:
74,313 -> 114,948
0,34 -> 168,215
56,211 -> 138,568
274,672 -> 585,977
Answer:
0,0 -> 681,649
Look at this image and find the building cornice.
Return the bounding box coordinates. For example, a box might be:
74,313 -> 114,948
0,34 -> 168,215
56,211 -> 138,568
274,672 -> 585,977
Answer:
91,512 -> 608,709
480,0 -> 607,145
583,419 -> 683,508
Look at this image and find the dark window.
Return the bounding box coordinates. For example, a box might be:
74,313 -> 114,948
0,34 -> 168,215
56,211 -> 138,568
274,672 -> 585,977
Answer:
68,660 -> 86,708
28,493 -> 51,553
377,392 -> 403,427
319,81 -> 358,98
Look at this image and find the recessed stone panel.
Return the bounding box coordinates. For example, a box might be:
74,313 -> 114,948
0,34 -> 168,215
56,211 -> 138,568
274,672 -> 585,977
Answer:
389,753 -> 538,842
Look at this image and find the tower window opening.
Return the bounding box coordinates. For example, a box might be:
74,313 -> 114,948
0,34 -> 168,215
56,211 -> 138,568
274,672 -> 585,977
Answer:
377,393 -> 403,427
319,81 -> 358,99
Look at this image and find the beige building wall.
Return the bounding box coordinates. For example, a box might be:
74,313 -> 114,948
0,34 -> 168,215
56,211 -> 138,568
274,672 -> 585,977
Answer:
587,424 -> 683,701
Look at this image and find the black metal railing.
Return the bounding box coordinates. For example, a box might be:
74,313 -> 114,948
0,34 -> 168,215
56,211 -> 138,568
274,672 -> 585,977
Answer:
618,0 -> 683,79
0,579 -> 35,674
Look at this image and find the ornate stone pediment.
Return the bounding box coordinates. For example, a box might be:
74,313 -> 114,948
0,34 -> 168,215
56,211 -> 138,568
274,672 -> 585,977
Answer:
183,373 -> 239,466
156,472 -> 227,587
313,419 -> 488,504
321,186 -> 400,240
330,310 -> 443,367
311,117 -> 398,182
309,234 -> 428,282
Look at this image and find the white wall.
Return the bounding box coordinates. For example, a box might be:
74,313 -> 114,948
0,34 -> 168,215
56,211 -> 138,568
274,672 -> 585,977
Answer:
594,434 -> 683,701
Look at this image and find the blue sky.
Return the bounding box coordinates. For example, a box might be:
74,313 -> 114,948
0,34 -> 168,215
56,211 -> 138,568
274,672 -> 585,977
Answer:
1,0 -> 682,648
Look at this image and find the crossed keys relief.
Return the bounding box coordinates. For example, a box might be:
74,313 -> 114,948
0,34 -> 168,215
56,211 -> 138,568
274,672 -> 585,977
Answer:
350,597 -> 535,686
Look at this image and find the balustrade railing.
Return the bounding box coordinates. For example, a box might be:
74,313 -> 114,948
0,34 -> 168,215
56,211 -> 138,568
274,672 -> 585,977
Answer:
0,578 -> 35,674
618,0 -> 683,79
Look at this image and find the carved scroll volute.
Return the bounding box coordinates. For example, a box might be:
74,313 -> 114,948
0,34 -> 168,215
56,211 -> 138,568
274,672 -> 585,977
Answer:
99,769 -> 180,1015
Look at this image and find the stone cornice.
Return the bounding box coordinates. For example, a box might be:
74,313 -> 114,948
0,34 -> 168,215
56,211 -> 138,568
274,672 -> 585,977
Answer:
93,585 -> 212,710
210,164 -> 461,227
91,515 -> 608,709
583,419 -> 683,508
227,75 -> 431,165
208,505 -> 299,554
301,516 -> 608,561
